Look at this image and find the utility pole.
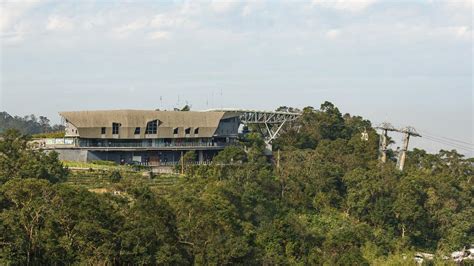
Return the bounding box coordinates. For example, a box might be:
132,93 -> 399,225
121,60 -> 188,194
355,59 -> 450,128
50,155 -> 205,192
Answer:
396,127 -> 421,171
276,149 -> 280,171
375,122 -> 396,163
181,151 -> 184,175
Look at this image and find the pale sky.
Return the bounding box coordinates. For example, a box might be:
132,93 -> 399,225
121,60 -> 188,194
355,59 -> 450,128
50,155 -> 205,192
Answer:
0,0 -> 472,156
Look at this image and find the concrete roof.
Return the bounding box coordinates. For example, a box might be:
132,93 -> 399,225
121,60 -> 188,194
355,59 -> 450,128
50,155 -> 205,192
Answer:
59,110 -> 239,139
59,110 -> 227,128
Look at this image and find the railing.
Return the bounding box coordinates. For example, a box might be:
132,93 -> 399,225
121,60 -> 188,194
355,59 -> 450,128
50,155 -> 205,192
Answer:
133,161 -> 244,167
137,161 -> 214,166
78,141 -> 232,148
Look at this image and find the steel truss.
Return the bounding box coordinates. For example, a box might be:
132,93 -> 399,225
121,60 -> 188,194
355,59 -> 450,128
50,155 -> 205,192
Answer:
375,122 -> 421,170
207,109 -> 301,144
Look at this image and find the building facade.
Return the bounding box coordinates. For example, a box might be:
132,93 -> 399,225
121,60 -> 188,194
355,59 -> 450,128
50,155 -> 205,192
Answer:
45,110 -> 241,165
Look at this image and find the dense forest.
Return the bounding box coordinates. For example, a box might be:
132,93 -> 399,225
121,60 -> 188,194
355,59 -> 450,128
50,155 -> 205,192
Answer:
0,102 -> 472,265
0,111 -> 64,135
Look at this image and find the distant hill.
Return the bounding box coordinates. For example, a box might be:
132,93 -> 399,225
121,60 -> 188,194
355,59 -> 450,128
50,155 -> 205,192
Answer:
0,111 -> 64,135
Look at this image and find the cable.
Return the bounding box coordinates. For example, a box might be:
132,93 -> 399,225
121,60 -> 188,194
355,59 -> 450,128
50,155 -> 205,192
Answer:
422,133 -> 473,147
423,136 -> 471,150
423,139 -> 471,153
422,136 -> 473,152
437,136 -> 473,146
373,121 -> 473,152
422,135 -> 473,150
418,131 -> 473,146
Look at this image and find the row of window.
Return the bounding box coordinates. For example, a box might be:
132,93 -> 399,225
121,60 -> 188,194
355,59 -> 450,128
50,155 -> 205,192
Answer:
101,120 -> 199,135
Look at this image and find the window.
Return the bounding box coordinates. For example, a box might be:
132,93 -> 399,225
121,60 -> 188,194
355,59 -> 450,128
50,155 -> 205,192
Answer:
101,127 -> 106,134
112,123 -> 120,135
194,128 -> 199,135
145,120 -> 157,134
185,128 -> 191,135
173,127 -> 179,135
134,127 -> 140,135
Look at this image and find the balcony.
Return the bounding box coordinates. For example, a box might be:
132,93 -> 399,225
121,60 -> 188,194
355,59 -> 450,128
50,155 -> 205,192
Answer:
76,139 -> 234,150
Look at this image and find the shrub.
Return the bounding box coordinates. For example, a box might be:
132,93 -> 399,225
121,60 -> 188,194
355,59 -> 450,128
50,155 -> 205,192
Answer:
109,170 -> 122,183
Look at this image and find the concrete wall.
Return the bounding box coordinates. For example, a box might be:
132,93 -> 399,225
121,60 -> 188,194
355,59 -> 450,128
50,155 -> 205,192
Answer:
64,121 -> 79,137
54,149 -> 220,164
56,149 -> 88,162
215,117 -> 239,136
87,150 -> 183,164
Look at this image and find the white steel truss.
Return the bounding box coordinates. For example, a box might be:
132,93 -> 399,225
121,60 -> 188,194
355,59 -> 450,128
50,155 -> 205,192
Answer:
207,109 -> 301,144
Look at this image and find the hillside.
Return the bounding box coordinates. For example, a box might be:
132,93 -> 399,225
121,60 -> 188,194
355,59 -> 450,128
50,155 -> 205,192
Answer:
0,102 -> 472,265
0,111 -> 64,135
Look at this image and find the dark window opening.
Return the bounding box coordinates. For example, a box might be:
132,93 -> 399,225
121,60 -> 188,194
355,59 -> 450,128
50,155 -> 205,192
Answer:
173,127 -> 179,135
185,128 -> 191,135
194,128 -> 199,134
145,120 -> 157,134
101,127 -> 106,134
134,127 -> 140,135
112,123 -> 120,135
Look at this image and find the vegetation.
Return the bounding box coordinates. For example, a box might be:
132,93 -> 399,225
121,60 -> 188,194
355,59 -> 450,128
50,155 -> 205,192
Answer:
31,131 -> 65,139
0,102 -> 472,265
0,129 -> 68,184
108,170 -> 122,183
0,112 -> 64,135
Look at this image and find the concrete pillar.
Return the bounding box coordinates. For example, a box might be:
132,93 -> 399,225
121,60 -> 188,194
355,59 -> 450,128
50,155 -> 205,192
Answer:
198,150 -> 204,163
264,143 -> 273,156
380,130 -> 388,163
397,133 -> 410,171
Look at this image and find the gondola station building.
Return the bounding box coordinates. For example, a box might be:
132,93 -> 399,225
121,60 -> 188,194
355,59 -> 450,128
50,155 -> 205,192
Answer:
43,110 -> 241,165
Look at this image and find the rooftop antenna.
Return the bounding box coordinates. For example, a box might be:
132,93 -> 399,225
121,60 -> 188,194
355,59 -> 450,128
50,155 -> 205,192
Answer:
220,88 -> 223,109
211,91 -> 214,108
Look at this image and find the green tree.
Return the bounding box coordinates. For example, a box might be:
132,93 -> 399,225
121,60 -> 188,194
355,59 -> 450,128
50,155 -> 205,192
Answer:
213,145 -> 246,164
43,185 -> 121,264
256,212 -> 324,265
0,129 -> 68,184
279,149 -> 345,210
343,166 -> 400,229
0,112 -> 63,135
168,180 -> 253,264
393,174 -> 434,249
108,170 -> 122,183
119,187 -> 190,264
0,179 -> 55,265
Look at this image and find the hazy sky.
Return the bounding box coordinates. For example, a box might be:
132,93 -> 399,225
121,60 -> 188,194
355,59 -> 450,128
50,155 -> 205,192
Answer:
0,0 -> 472,155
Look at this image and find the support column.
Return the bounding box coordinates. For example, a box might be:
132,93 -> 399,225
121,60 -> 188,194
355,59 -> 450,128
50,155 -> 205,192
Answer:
198,150 -> 204,163
180,151 -> 184,174
396,127 -> 421,171
376,123 -> 396,164
380,129 -> 388,163
397,133 -> 410,171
